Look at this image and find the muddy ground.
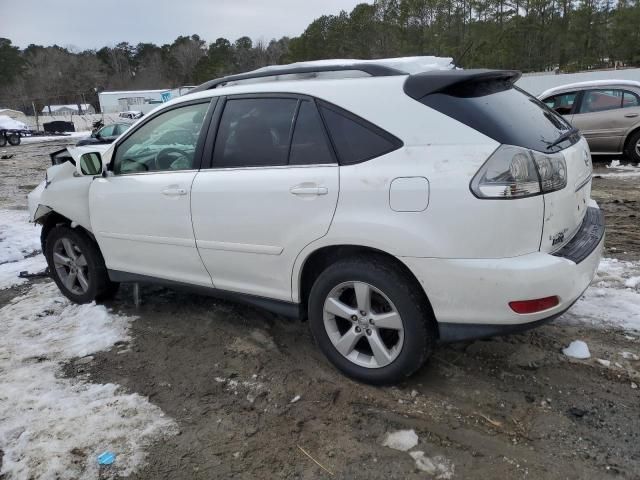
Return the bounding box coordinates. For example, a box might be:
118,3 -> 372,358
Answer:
1,140 -> 639,479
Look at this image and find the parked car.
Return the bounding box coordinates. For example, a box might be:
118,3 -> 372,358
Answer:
119,110 -> 144,120
539,80 -> 640,162
76,122 -> 131,146
28,60 -> 604,385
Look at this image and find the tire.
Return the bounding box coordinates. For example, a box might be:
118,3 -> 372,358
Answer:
308,256 -> 437,385
625,129 -> 640,163
45,226 -> 118,304
7,133 -> 20,146
0,135 -> 6,147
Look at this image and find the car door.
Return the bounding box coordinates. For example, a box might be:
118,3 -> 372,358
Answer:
191,95 -> 339,301
89,99 -> 215,286
571,88 -> 636,153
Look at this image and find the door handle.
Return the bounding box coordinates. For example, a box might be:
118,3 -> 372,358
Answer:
624,113 -> 639,118
290,185 -> 328,196
161,187 -> 187,196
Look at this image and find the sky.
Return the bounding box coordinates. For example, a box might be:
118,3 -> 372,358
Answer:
0,0 -> 369,50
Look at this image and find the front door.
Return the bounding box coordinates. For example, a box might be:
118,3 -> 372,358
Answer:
191,96 -> 339,301
89,100 -> 214,286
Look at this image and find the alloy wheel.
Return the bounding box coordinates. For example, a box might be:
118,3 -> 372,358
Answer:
323,281 -> 404,368
52,237 -> 90,295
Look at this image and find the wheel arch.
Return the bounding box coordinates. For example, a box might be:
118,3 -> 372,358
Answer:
623,124 -> 640,157
296,244 -> 438,334
37,210 -> 96,253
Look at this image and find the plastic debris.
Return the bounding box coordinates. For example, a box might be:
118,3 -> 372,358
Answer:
97,451 -> 116,466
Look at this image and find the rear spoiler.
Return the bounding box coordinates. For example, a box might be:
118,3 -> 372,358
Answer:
403,69 -> 522,100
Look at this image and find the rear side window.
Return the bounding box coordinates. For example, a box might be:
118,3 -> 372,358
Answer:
319,104 -> 402,165
213,98 -> 297,168
419,82 -> 575,153
579,89 -> 624,113
623,90 -> 640,108
289,100 -> 334,165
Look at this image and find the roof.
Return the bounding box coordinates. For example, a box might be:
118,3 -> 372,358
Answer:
0,108 -> 25,115
42,104 -> 92,113
539,79 -> 640,98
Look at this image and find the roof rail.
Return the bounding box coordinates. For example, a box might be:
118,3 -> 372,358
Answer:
189,63 -> 406,94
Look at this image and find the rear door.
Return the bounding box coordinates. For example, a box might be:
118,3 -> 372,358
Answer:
571,88 -> 638,153
191,95 -> 339,301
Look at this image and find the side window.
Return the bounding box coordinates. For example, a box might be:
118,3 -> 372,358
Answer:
289,101 -> 334,165
579,89 -> 624,113
543,92 -> 577,115
213,98 -> 297,168
319,104 -> 401,165
623,90 -> 640,108
113,102 -> 209,174
98,124 -> 116,137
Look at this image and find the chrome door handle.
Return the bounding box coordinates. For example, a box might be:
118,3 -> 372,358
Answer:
161,187 -> 187,196
290,185 -> 328,196
624,113 -> 639,118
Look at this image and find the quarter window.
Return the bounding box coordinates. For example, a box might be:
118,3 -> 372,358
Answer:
289,101 -> 334,165
213,98 -> 297,168
623,90 -> 640,108
319,104 -> 401,165
112,102 -> 209,174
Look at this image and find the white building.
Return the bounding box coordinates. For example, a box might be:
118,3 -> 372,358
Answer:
41,104 -> 95,115
98,87 -> 195,114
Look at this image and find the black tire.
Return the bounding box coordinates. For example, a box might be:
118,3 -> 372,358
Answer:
308,256 -> 437,385
625,129 -> 640,163
0,135 -> 6,147
7,133 -> 20,146
45,226 -> 118,304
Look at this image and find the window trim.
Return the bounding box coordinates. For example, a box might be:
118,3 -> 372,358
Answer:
202,92 -> 339,170
109,97 -> 217,175
315,98 -> 404,165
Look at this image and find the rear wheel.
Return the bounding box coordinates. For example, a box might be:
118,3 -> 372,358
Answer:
625,129 -> 640,163
7,133 -> 20,146
308,257 -> 436,385
0,134 -> 6,147
45,226 -> 118,303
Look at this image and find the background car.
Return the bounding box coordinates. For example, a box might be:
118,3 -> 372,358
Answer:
76,122 -> 131,146
539,80 -> 640,162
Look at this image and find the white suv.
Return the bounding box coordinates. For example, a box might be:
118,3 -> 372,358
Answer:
28,59 -> 604,384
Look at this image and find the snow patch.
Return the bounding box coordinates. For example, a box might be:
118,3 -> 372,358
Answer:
0,283 -> 177,479
0,209 -> 41,264
620,351 -> 639,361
382,429 -> 419,451
563,340 -> 591,359
20,131 -> 90,144
409,451 -> 455,479
597,162 -> 640,178
596,358 -> 611,367
0,254 -> 47,290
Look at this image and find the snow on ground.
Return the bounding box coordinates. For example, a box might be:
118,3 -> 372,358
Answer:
560,258 -> 640,332
0,209 -> 47,290
20,131 -> 90,144
562,340 -> 591,359
595,160 -> 640,178
382,429 -> 419,451
0,283 -> 177,479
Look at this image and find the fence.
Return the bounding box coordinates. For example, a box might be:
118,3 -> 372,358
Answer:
517,68 -> 640,96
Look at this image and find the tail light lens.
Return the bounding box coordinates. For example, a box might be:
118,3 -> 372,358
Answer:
471,145 -> 567,199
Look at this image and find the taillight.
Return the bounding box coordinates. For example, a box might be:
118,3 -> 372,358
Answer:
509,296 -> 559,314
470,145 -> 567,199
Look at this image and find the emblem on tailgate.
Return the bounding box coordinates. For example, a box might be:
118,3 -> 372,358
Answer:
583,150 -> 591,169
550,228 -> 569,246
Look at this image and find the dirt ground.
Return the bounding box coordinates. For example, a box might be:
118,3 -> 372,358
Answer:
1,140 -> 639,479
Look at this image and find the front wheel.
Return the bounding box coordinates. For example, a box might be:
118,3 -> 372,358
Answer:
45,226 -> 118,303
308,257 -> 437,385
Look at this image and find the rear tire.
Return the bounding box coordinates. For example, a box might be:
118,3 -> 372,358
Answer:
308,256 -> 436,385
45,226 -> 118,304
7,133 -> 20,146
625,129 -> 640,163
0,135 -> 6,147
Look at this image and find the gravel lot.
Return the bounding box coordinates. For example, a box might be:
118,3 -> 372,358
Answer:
1,139 -> 639,479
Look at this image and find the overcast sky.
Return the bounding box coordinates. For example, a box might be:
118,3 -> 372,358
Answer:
1,0 -> 369,50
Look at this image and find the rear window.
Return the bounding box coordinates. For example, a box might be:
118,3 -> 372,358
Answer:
419,82 -> 576,153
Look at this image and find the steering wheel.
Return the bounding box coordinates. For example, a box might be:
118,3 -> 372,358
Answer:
154,147 -> 190,170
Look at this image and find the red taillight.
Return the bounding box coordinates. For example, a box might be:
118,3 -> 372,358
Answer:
509,296 -> 559,314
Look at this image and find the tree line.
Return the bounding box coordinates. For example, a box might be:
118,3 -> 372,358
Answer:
1,0 -> 639,114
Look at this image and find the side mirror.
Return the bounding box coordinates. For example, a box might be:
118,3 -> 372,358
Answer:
78,152 -> 103,176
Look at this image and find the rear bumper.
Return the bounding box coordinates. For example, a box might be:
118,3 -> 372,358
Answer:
400,203 -> 604,341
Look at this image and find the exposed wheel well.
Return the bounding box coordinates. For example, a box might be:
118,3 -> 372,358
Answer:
624,126 -> 640,155
38,211 -> 95,252
298,245 -> 438,333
